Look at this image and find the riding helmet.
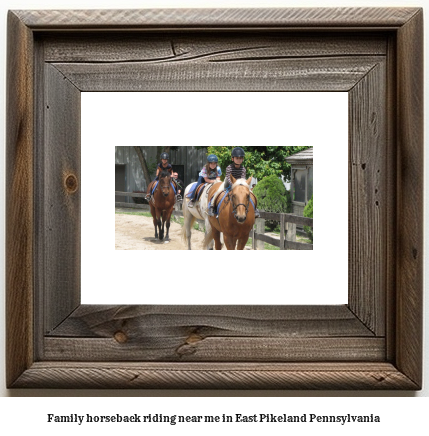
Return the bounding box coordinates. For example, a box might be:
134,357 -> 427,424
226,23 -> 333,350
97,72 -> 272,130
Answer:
160,152 -> 169,160
207,154 -> 219,163
231,147 -> 245,158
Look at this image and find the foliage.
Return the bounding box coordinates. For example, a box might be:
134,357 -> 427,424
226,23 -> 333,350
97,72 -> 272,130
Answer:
253,175 -> 291,231
202,146 -> 311,182
303,195 -> 313,243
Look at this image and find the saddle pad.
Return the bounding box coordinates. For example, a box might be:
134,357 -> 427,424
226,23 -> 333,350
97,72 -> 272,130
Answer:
210,190 -> 257,215
186,182 -> 198,198
196,183 -> 209,200
151,181 -> 159,195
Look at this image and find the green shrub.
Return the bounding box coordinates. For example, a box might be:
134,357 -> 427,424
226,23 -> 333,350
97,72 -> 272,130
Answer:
303,195 -> 313,243
253,175 -> 291,231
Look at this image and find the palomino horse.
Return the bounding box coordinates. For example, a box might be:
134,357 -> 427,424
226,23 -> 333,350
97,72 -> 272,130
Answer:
182,182 -> 216,250
205,176 -> 257,250
148,170 -> 176,241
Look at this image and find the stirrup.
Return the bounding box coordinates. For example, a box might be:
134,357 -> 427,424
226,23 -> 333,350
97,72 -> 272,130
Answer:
145,194 -> 151,202
255,209 -> 261,218
176,194 -> 183,202
188,200 -> 195,208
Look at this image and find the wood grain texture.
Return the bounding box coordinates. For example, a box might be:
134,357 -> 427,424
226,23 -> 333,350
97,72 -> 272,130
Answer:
52,56 -> 383,92
43,64 -> 81,333
11,362 -> 419,390
6,7 -> 423,390
44,306 -> 379,362
6,11 -> 34,388
348,62 -> 386,336
14,8 -> 420,29
47,305 -> 372,336
42,33 -> 388,63
395,9 -> 424,388
44,337 -> 384,362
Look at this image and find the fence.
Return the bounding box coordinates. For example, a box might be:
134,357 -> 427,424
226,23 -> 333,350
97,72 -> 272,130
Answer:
115,191 -> 183,216
115,192 -> 313,250
251,211 -> 313,250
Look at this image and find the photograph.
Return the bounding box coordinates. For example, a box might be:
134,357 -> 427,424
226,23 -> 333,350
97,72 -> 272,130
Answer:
114,145 -> 314,251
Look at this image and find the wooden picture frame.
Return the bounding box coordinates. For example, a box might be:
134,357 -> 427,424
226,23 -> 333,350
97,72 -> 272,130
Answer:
6,8 -> 423,390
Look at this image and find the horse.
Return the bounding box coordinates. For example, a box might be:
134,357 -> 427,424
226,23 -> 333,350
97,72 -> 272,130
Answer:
204,176 -> 257,250
148,170 -> 176,241
182,181 -> 216,250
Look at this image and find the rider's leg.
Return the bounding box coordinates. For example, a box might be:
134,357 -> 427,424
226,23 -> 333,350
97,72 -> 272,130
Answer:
208,181 -> 226,216
188,176 -> 204,208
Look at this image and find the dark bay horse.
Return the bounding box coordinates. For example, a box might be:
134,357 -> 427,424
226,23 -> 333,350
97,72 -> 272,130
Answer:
148,170 -> 176,241
205,175 -> 257,250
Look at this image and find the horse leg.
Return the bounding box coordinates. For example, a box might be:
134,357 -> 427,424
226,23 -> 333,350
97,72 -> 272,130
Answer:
150,204 -> 159,239
236,236 -> 249,250
223,234 -> 237,250
158,216 -> 164,241
164,208 -> 173,241
155,209 -> 163,240
182,205 -> 196,250
211,227 -> 223,250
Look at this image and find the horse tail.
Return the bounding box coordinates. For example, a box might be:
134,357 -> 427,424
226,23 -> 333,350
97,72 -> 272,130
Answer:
181,204 -> 197,244
203,220 -> 214,249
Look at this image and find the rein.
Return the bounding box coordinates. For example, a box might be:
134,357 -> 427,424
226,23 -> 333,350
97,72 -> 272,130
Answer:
231,196 -> 250,220
229,183 -> 255,222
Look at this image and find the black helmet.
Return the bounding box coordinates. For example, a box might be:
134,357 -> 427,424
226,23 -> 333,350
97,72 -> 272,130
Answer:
207,154 -> 218,163
231,147 -> 245,158
160,152 -> 169,160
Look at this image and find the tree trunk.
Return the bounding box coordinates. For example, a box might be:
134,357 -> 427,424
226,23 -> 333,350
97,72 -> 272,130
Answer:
134,146 -> 152,187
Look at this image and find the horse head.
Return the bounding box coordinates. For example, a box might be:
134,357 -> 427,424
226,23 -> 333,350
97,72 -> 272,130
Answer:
229,175 -> 253,223
159,170 -> 172,197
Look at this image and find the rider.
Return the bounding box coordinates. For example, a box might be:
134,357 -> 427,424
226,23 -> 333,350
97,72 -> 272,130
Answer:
172,172 -> 184,201
207,147 -> 260,218
145,152 -> 173,201
188,154 -> 221,208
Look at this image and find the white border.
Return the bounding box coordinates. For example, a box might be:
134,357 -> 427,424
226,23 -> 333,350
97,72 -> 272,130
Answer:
81,92 -> 348,305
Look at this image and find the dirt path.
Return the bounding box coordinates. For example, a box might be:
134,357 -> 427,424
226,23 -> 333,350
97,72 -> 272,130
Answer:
115,212 -> 207,250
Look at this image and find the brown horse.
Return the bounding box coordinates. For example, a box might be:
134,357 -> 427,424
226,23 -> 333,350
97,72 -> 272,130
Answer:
148,170 -> 176,241
205,176 -> 256,250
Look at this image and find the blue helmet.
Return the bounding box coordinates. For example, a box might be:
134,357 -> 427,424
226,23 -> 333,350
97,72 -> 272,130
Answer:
231,147 -> 245,158
207,154 -> 218,163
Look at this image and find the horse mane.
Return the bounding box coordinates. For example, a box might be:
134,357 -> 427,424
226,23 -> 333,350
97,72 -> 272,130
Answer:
231,178 -> 250,190
160,169 -> 171,179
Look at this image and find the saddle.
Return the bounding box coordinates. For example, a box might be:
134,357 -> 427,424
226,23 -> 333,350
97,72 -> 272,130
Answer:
195,183 -> 209,199
186,183 -> 212,201
210,189 -> 257,215
149,179 -> 177,196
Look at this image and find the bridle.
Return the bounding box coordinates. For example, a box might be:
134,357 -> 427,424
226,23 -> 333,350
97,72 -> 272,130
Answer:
159,177 -> 171,196
229,187 -> 251,222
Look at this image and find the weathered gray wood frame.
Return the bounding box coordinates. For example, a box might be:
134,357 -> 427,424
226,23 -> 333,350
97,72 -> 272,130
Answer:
6,8 -> 423,390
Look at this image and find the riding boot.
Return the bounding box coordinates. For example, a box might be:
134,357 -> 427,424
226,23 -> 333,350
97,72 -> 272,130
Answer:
145,194 -> 151,202
254,208 -> 261,218
188,200 -> 195,208
207,205 -> 216,217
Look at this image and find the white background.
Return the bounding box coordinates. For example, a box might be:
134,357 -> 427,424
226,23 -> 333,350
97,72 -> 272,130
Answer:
82,92 -> 348,305
0,0 -> 427,425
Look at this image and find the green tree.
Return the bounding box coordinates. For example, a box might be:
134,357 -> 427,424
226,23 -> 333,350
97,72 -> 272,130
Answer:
303,195 -> 313,243
205,146 -> 310,182
253,175 -> 291,231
